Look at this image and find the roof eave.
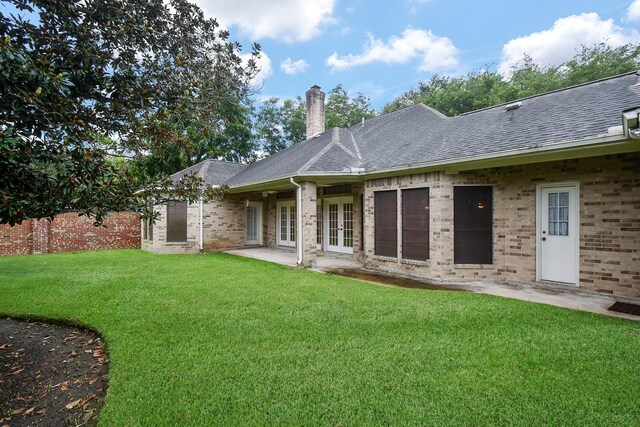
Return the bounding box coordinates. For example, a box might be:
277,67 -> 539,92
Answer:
226,132 -> 637,192
364,132 -> 635,178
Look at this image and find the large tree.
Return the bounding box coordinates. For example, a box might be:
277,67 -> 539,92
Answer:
383,43 -> 640,116
325,84 -> 376,129
253,96 -> 306,155
0,0 -> 260,225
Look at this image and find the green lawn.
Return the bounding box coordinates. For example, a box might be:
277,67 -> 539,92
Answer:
0,250 -> 639,426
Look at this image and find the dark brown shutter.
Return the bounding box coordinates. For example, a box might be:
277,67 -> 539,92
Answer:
166,201 -> 187,242
454,186 -> 492,264
374,190 -> 397,257
148,219 -> 153,241
402,188 -> 429,260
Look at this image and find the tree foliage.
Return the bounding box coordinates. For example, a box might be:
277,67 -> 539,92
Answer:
253,85 -> 376,154
383,43 -> 640,116
0,0 -> 259,225
325,84 -> 376,129
253,97 -> 305,156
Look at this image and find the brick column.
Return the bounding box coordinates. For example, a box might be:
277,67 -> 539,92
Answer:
352,182 -> 364,262
300,181 -> 317,267
429,173 -> 453,276
31,218 -> 50,254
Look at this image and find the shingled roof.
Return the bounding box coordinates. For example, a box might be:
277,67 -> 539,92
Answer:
186,72 -> 640,189
169,160 -> 247,186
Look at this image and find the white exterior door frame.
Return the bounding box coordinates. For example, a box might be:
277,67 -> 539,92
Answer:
324,197 -> 354,254
245,202 -> 262,245
276,200 -> 296,247
536,182 -> 580,285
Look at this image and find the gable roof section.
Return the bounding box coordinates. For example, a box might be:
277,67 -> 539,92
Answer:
356,72 -> 640,171
175,72 -> 640,190
225,128 -> 364,187
169,160 -> 248,186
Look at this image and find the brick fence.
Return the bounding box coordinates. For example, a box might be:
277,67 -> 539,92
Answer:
0,212 -> 141,256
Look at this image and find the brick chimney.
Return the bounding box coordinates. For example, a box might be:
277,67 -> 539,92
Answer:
305,85 -> 325,139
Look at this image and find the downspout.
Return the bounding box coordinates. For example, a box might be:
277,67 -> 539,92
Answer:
198,195 -> 204,252
290,177 -> 303,266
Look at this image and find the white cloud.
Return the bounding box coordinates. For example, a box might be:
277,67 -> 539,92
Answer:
326,28 -> 459,72
242,52 -> 272,87
280,58 -> 310,75
627,0 -> 640,22
194,0 -> 337,43
498,13 -> 640,76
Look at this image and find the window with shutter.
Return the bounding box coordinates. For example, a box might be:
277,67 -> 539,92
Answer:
454,186 -> 492,264
166,201 -> 187,243
374,190 -> 397,257
402,188 -> 429,260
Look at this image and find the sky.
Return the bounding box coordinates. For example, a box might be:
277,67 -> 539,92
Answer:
194,0 -> 640,108
2,0 -> 639,109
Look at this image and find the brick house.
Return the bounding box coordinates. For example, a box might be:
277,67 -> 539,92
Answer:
142,73 -> 640,299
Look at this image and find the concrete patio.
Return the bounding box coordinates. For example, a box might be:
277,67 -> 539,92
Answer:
224,247 -> 639,322
225,246 -> 362,270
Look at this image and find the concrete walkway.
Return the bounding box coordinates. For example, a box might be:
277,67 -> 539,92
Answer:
224,247 -> 639,321
225,247 -> 362,269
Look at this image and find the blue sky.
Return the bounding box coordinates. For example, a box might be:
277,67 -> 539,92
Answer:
2,0 -> 639,109
196,0 -> 640,108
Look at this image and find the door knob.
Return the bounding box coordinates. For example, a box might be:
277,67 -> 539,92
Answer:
541,237 -> 546,241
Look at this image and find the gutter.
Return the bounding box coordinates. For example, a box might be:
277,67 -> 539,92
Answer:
289,177 -> 303,266
198,195 -> 204,251
226,132 -> 631,192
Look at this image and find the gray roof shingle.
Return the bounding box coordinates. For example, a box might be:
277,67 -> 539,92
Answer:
169,160 -> 248,186
175,72 -> 640,189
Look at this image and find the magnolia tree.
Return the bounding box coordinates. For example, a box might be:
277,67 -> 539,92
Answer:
0,0 -> 260,225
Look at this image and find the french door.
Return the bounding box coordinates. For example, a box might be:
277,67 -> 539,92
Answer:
276,201 -> 296,247
324,197 -> 354,254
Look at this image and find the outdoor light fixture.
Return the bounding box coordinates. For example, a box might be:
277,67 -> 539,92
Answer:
622,108 -> 640,140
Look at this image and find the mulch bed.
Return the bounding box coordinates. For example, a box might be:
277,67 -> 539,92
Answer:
0,318 -> 108,426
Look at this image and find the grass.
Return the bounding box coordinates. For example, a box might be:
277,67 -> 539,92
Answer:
0,250 -> 639,426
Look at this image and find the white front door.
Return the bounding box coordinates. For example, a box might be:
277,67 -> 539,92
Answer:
538,184 -> 579,285
277,201 -> 296,247
245,202 -> 262,245
325,197 -> 354,254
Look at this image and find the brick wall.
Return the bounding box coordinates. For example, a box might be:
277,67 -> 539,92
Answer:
0,212 -> 141,256
142,195 -> 248,254
363,152 -> 640,298
0,220 -> 33,256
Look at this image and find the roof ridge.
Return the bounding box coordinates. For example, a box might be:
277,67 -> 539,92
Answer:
169,159 -> 206,180
200,160 -> 212,179
458,70 -> 640,117
333,132 -> 358,159
347,129 -> 362,161
416,103 -> 448,119
297,128 -> 340,173
204,159 -> 245,166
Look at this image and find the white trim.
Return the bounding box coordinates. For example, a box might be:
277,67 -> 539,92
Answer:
276,200 -> 296,248
198,196 -> 204,251
536,182 -> 580,285
290,178 -> 303,265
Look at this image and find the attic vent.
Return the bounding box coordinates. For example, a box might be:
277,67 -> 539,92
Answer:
504,102 -> 522,111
